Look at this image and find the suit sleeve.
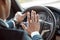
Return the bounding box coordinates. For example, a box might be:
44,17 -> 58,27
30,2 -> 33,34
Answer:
6,20 -> 16,28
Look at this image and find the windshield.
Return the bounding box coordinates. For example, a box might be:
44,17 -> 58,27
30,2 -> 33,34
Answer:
18,0 -> 59,3
15,0 -> 60,10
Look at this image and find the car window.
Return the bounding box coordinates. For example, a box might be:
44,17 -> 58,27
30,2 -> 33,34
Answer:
15,0 -> 60,10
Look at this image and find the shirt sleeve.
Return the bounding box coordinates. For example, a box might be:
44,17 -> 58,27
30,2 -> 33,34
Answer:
31,31 -> 43,40
31,31 -> 41,37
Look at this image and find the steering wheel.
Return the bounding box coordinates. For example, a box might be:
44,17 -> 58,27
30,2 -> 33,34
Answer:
22,6 -> 56,40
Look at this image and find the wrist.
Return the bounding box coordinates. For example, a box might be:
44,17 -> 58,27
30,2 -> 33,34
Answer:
13,18 -> 18,24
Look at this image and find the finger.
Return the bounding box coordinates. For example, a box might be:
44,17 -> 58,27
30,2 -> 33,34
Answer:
15,12 -> 22,19
30,20 -> 32,24
21,23 -> 27,30
22,13 -> 27,18
34,11 -> 36,21
16,12 -> 26,17
15,12 -> 22,18
31,10 -> 35,22
35,14 -> 37,22
37,14 -> 39,22
14,12 -> 21,21
27,12 -> 30,24
16,12 -> 22,16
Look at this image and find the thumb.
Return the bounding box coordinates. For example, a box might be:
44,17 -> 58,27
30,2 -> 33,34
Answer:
16,12 -> 22,16
21,23 -> 27,30
22,13 -> 26,18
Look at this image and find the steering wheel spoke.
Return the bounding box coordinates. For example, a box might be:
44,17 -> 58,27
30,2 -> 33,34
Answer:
39,19 -> 53,25
41,29 -> 50,36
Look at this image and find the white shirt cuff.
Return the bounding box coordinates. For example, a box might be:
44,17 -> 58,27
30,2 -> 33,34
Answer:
31,31 -> 40,37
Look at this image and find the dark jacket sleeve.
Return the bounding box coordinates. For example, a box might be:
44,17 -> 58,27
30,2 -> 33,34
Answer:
6,20 -> 15,28
32,35 -> 43,40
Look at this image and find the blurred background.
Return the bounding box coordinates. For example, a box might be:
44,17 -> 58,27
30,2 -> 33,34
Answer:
15,0 -> 60,9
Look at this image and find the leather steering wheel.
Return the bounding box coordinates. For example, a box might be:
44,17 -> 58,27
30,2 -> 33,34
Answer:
22,6 -> 56,40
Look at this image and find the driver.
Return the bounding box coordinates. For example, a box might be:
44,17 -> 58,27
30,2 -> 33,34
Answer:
0,0 -> 43,40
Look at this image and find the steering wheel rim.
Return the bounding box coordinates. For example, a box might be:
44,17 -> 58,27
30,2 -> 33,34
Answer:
22,6 -> 56,40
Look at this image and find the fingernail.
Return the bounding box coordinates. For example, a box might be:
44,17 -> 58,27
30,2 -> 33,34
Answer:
37,14 -> 39,16
32,10 -> 34,12
30,20 -> 32,23
27,12 -> 30,14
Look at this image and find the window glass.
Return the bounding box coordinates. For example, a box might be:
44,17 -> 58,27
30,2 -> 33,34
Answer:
15,0 -> 60,9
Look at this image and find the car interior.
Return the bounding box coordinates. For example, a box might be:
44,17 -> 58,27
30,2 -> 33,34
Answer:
0,0 -> 60,40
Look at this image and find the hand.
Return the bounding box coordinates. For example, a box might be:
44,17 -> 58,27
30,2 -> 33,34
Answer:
21,10 -> 40,35
14,12 -> 26,23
